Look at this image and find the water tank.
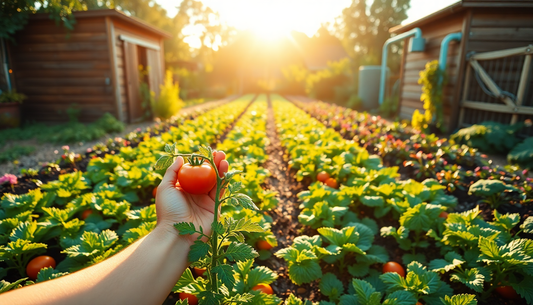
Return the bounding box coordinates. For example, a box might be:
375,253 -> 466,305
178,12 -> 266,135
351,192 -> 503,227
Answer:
359,66 -> 388,110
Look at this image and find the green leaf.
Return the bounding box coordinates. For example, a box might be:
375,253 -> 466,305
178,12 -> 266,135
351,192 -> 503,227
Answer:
10,221 -> 38,242
198,145 -> 212,159
478,237 -> 502,261
288,259 -> 322,285
172,268 -> 197,293
440,294 -> 478,305
450,268 -> 484,293
174,222 -> 198,235
360,196 -> 384,207
36,267 -> 68,283
0,278 -> 27,293
402,253 -> 427,265
383,290 -> 417,305
198,291 -> 224,305
155,155 -> 174,171
233,193 -> 259,210
247,266 -> 278,287
512,275 -> 533,304
188,240 -> 210,262
212,264 -> 235,289
380,272 -> 405,291
521,216 -> 533,234
429,251 -> 465,273
352,279 -> 380,305
226,217 -> 263,233
223,242 -> 258,262
319,273 -> 344,300
164,143 -> 178,155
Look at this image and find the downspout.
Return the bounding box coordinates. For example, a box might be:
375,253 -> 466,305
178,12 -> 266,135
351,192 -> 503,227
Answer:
438,32 -> 462,85
1,38 -> 12,91
379,27 -> 425,105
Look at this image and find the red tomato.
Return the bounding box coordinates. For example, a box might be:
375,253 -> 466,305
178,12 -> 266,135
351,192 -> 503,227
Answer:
252,283 -> 274,294
152,186 -> 158,198
416,302 -> 423,305
193,267 -> 206,277
317,171 -> 330,183
325,178 -> 339,189
81,209 -> 93,220
438,211 -> 449,219
179,292 -> 198,305
256,240 -> 273,251
496,285 -> 519,299
382,262 -> 405,278
26,256 -> 56,280
178,162 -> 216,194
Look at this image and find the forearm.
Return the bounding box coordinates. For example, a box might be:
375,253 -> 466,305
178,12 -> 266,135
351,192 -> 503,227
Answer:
0,226 -> 189,305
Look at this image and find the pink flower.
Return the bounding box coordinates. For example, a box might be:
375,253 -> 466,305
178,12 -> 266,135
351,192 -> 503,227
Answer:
61,145 -> 69,151
0,174 -> 17,185
87,148 -> 93,153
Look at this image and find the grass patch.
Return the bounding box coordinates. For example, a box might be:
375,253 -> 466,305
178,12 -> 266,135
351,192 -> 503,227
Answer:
0,145 -> 36,162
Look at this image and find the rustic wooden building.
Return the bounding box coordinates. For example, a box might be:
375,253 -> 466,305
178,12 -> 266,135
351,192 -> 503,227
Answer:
5,9 -> 171,123
392,0 -> 533,136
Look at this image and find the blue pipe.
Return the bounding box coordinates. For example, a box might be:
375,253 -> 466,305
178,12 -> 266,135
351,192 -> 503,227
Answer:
438,32 -> 462,84
379,27 -> 425,105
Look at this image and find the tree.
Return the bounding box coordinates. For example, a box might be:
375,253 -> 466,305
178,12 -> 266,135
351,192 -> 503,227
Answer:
335,0 -> 410,64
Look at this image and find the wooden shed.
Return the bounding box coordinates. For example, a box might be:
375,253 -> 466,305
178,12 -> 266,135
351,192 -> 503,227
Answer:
4,9 -> 171,123
392,0 -> 533,136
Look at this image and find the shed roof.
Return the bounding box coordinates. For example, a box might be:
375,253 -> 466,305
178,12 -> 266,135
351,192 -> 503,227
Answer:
29,9 -> 172,38
390,0 -> 533,34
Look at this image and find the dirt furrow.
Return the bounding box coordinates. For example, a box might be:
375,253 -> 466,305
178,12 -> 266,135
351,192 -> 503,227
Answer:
262,95 -> 320,300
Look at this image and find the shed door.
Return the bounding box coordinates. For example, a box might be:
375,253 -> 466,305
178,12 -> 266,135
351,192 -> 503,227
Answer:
146,49 -> 163,96
124,41 -> 144,123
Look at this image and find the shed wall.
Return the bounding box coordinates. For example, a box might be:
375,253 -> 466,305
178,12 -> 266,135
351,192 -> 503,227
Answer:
9,17 -> 116,122
398,12 -> 466,126
461,7 -> 533,136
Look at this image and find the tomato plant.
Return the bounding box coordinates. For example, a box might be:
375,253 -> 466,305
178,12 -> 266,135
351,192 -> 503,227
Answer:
438,211 -> 448,219
317,171 -> 330,183
252,283 -> 273,294
26,256 -> 56,280
495,286 -> 519,299
256,240 -> 273,251
177,158 -> 217,194
325,178 -> 338,189
193,267 -> 206,277
81,209 -> 93,220
382,262 -> 405,278
179,292 -> 199,305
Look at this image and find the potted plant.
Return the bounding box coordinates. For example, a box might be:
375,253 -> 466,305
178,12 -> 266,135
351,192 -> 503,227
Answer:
0,89 -> 26,128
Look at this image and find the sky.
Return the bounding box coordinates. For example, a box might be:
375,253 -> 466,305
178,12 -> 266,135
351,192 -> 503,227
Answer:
155,0 -> 458,46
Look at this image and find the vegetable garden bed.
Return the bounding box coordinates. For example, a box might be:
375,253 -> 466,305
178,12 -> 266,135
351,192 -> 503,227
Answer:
1,94 -> 532,305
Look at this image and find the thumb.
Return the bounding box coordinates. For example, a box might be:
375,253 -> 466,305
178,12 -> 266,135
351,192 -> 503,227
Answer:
160,156 -> 184,189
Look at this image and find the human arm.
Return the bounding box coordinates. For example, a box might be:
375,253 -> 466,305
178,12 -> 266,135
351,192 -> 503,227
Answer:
0,152 -> 229,305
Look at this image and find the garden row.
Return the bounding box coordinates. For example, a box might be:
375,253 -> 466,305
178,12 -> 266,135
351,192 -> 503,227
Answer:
0,95 -> 255,293
268,95 -> 532,305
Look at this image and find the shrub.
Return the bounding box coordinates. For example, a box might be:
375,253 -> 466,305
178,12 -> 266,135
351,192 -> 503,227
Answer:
151,71 -> 183,120
450,121 -> 523,154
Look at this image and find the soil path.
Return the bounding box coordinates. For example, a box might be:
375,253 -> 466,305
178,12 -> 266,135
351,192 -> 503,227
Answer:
262,96 -> 320,300
0,97 -> 236,175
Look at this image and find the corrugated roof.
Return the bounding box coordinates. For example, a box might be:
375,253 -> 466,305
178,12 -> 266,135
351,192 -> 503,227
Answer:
30,9 -> 172,38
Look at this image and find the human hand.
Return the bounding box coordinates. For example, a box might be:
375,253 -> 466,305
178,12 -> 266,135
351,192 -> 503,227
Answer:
155,151 -> 229,244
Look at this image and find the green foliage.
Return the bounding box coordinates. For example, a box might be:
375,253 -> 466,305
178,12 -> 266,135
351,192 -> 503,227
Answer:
508,137 -> 533,169
0,145 -> 35,163
468,180 -> 518,208
152,71 -> 184,120
451,121 -> 524,154
412,61 -> 445,132
0,90 -> 27,104
380,95 -> 399,118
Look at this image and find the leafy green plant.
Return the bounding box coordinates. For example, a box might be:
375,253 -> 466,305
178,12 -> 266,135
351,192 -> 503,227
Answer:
451,121 -> 524,154
0,90 -> 26,104
412,60 -> 445,132
468,179 -> 518,208
0,145 -> 35,163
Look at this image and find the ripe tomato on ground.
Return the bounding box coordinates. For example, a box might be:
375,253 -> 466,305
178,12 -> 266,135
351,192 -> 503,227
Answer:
81,209 -> 93,220
252,283 -> 274,294
256,240 -> 273,251
325,178 -> 339,189
152,186 -> 158,198
438,211 -> 449,219
317,171 -> 330,183
193,267 -> 206,277
26,256 -> 56,280
178,160 -> 216,194
496,285 -> 519,299
382,262 -> 405,277
179,292 -> 198,305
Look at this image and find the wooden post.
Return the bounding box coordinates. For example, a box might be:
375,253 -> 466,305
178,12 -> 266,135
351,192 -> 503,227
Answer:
458,62 -> 472,127
511,53 -> 532,124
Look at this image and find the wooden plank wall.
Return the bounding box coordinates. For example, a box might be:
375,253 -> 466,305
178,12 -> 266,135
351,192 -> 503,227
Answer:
462,7 -> 533,137
9,17 -> 116,122
398,12 -> 466,126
